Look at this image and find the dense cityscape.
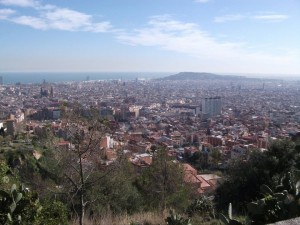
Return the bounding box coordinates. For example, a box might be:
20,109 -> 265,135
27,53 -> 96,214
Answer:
1,71 -> 300,225
1,0 -> 300,223
0,76 -> 299,178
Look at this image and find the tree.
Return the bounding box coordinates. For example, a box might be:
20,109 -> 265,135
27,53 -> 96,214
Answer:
87,160 -> 142,216
215,149 -> 276,211
5,135 -> 12,144
135,148 -> 191,211
0,127 -> 5,137
150,145 -> 157,154
266,140 -> 300,174
189,151 -> 208,170
210,148 -> 222,167
0,135 -> 3,147
215,140 -> 300,212
49,106 -> 114,225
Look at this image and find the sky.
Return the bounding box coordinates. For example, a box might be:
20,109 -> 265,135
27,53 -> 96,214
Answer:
0,0 -> 299,76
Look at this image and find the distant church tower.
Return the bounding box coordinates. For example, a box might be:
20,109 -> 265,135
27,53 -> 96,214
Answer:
50,86 -> 54,98
40,87 -> 49,98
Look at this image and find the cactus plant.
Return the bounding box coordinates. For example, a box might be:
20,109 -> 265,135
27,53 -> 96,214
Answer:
247,175 -> 300,224
0,183 -> 41,224
165,210 -> 192,225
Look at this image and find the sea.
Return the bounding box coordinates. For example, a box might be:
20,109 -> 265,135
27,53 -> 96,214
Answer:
0,72 -> 172,85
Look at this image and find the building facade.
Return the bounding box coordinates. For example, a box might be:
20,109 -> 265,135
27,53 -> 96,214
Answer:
202,96 -> 222,117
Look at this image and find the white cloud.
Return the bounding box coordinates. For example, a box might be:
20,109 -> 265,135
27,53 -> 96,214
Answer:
11,7 -> 113,32
85,22 -> 112,33
13,15 -> 46,29
1,0 -> 112,32
0,8 -> 15,19
0,0 -> 38,7
117,15 -> 243,58
214,14 -> 245,23
253,14 -> 289,22
214,12 -> 289,23
117,16 -> 299,73
41,7 -> 112,32
148,15 -> 199,32
42,8 -> 92,31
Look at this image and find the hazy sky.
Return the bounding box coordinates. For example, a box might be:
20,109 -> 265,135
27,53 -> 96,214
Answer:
0,0 -> 299,75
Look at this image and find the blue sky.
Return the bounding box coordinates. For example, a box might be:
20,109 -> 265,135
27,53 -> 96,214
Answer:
0,0 -> 299,75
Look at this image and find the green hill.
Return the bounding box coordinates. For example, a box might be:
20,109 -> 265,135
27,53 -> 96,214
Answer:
160,72 -> 245,80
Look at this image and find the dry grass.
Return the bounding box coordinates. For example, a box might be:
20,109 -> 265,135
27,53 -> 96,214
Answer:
70,210 -> 223,225
71,211 -> 166,225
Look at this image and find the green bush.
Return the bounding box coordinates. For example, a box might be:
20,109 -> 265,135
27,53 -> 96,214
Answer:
186,196 -> 215,218
35,200 -> 69,225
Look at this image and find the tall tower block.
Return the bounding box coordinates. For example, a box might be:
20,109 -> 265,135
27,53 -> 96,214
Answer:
202,96 -> 222,118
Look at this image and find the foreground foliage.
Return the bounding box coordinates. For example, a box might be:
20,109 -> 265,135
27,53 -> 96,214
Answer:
0,161 -> 68,225
216,140 -> 300,211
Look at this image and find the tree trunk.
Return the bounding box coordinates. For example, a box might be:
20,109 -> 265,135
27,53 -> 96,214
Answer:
79,147 -> 85,225
79,191 -> 84,225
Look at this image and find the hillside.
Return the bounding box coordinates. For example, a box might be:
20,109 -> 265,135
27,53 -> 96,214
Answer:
160,72 -> 245,80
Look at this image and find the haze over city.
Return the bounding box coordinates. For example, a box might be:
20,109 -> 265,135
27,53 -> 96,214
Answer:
0,0 -> 299,76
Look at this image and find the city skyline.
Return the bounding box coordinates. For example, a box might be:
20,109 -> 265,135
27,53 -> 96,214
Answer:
0,0 -> 299,76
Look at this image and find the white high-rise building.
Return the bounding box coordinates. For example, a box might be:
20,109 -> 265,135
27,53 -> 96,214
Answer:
202,96 -> 222,117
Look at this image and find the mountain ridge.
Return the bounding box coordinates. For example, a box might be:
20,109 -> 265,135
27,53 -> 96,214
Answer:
159,72 -> 245,80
